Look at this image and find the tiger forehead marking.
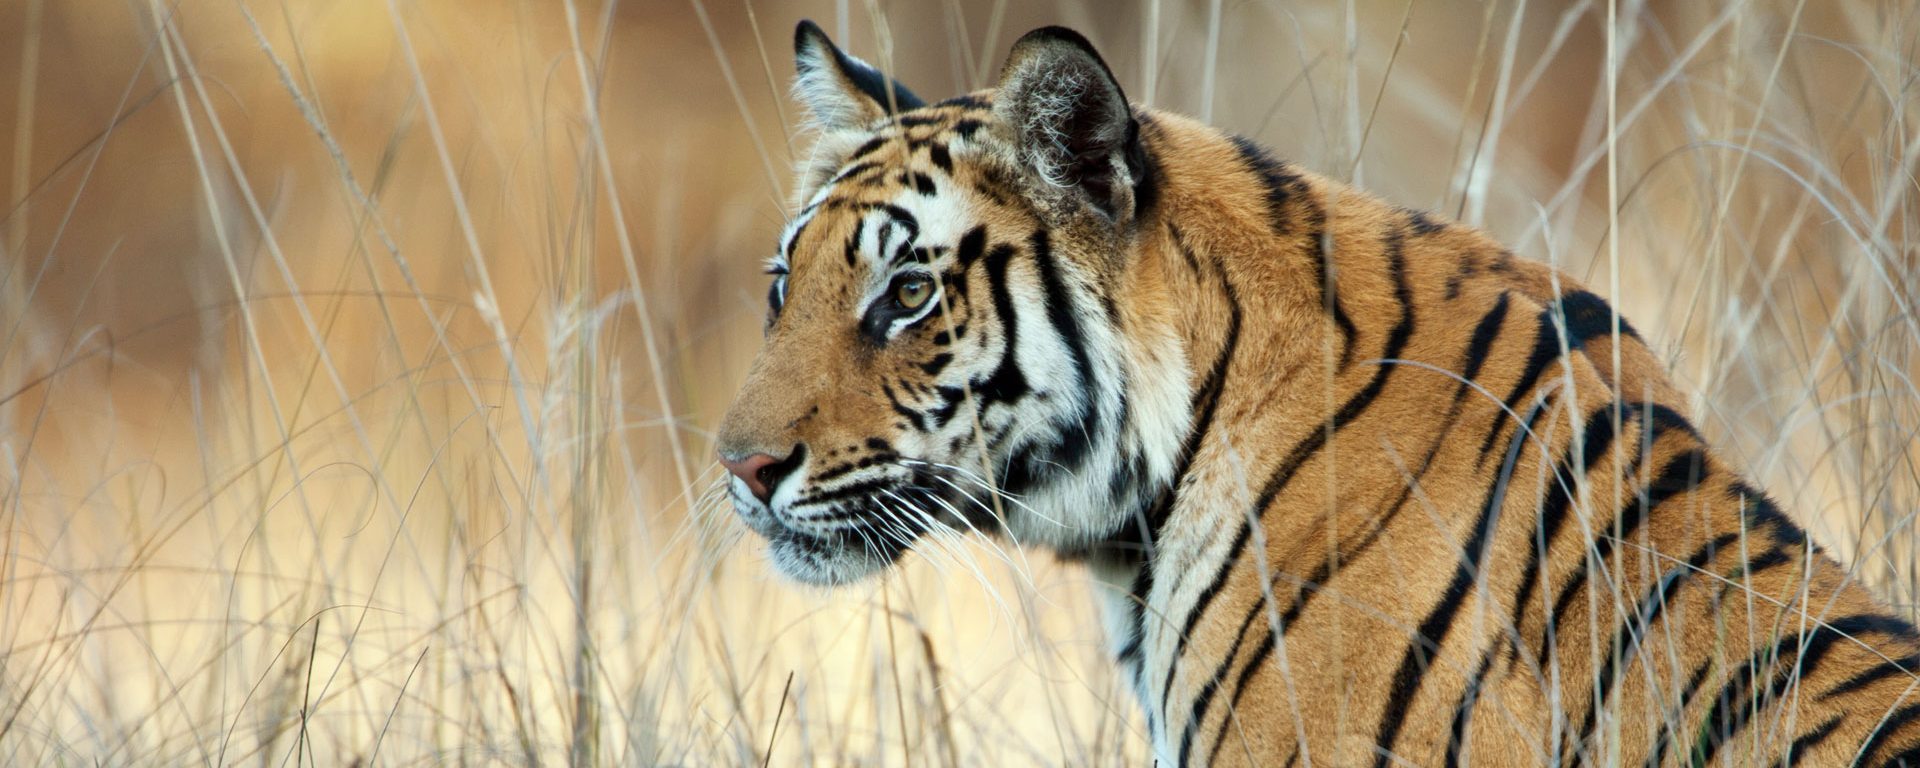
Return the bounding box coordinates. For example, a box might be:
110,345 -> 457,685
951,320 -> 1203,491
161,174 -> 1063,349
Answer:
717,19 -> 1920,767
780,118 -> 981,289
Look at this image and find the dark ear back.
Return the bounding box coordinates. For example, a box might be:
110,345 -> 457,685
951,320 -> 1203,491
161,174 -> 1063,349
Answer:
993,27 -> 1143,221
793,20 -> 924,130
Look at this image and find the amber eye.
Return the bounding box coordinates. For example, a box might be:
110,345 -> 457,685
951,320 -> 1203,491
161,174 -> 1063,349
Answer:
894,275 -> 933,311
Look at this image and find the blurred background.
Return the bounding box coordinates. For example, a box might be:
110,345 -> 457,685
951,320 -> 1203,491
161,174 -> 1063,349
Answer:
1,0 -> 1915,764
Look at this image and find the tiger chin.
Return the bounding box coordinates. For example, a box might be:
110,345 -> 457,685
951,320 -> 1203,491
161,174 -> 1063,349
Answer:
716,20 -> 1920,767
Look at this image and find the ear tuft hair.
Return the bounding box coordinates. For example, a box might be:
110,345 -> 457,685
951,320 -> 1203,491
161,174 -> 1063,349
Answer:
793,20 -> 924,131
993,27 -> 1143,222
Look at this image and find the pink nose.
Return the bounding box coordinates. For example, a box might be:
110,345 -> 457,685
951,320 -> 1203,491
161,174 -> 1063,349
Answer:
721,452 -> 785,503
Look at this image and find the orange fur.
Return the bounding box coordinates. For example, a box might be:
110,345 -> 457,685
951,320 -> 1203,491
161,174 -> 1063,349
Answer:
719,25 -> 1920,766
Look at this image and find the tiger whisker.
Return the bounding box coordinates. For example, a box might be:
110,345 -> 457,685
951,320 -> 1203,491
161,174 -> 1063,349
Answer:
877,493 -> 1022,626
881,487 -> 1028,579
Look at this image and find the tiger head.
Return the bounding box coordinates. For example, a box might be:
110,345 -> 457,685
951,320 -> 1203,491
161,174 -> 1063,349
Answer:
715,22 -> 1190,585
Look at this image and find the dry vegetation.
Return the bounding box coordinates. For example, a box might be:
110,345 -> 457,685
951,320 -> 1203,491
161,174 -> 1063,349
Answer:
1,0 -> 1916,764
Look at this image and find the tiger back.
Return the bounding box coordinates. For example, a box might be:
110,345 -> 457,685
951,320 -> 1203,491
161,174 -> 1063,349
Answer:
714,21 -> 1920,766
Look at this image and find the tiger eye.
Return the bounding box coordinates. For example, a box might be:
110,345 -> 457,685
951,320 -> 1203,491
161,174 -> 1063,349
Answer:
895,276 -> 932,310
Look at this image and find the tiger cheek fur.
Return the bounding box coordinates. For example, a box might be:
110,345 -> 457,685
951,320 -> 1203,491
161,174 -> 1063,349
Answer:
717,19 -> 1920,767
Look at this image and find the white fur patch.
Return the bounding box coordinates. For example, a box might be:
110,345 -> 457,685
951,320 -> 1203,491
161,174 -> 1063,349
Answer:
1019,67 -> 1090,189
792,46 -> 885,133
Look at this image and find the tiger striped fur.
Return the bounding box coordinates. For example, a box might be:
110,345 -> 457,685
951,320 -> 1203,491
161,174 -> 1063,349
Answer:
714,21 -> 1920,766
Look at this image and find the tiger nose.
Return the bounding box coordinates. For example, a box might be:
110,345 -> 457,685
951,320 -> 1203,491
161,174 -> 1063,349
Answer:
720,447 -> 802,504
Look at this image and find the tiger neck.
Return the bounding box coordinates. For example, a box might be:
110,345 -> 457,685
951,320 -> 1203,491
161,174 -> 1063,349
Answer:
1074,114 -> 1374,748
1081,114 -> 1340,555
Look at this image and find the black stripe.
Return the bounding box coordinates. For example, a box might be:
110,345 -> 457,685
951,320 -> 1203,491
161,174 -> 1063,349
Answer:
1202,256 -> 1453,759
1542,449 -> 1708,664
1371,395 -> 1553,768
1199,556 -> 1339,767
1461,293 -> 1514,384
934,93 -> 989,110
1111,229 -> 1238,734
1877,743 -> 1920,767
1227,135 -> 1309,236
1445,648 -> 1500,768
832,160 -> 883,184
1738,545 -> 1795,580
1778,714 -> 1844,766
1115,227 -> 1241,682
1508,402 -> 1622,670
1691,636 -> 1807,765
810,449 -> 900,484
1861,703 -> 1920,765
767,277 -> 786,319
1226,135 -> 1352,364
843,219 -> 866,267
1198,630 -> 1264,766
1127,119 -> 1162,217
1405,207 -> 1447,236
954,226 -> 988,267
884,233 -> 918,270
926,142 -> 952,172
1200,294 -> 1518,734
1161,224 -> 1413,726
1314,292 -> 1516,611
973,242 -> 1030,410
1179,598 -> 1262,767
1197,289 -> 1524,764
1475,290 -> 1635,467
1028,229 -> 1101,476
1568,530 -> 1738,760
1117,557 -> 1157,741
845,136 -> 888,163
1162,523 -> 1249,719
1444,256 -> 1481,301
1639,402 -> 1700,442
1730,481 -> 1813,551
796,476 -> 899,508
1307,234 -> 1358,370
1825,652 -> 1920,699
1788,615 -> 1915,694
1684,604 -> 1891,764
783,218 -> 812,262
880,381 -> 930,433
903,245 -> 945,268
1146,225 -> 1238,541
875,204 -> 919,234
1248,228 -> 1413,537
926,386 -> 964,430
1642,654 -> 1715,768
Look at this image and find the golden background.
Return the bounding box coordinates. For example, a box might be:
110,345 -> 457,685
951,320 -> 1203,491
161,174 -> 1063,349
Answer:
1,0 -> 1914,764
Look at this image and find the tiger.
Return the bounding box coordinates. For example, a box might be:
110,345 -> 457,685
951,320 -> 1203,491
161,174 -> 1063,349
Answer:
714,20 -> 1920,767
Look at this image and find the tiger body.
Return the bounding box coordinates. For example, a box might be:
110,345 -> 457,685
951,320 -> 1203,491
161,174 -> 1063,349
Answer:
716,22 -> 1920,766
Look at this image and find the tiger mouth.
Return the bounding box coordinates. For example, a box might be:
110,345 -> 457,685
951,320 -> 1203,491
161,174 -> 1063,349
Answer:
769,480 -> 945,535
731,464 -> 1002,583
763,520 -> 915,580
745,489 -> 932,585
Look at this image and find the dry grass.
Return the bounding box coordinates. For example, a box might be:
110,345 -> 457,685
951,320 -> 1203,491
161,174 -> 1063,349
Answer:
1,0 -> 1915,764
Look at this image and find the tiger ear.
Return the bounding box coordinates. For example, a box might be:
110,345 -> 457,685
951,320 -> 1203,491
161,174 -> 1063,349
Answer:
993,27 -> 1144,222
793,20 -> 924,131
